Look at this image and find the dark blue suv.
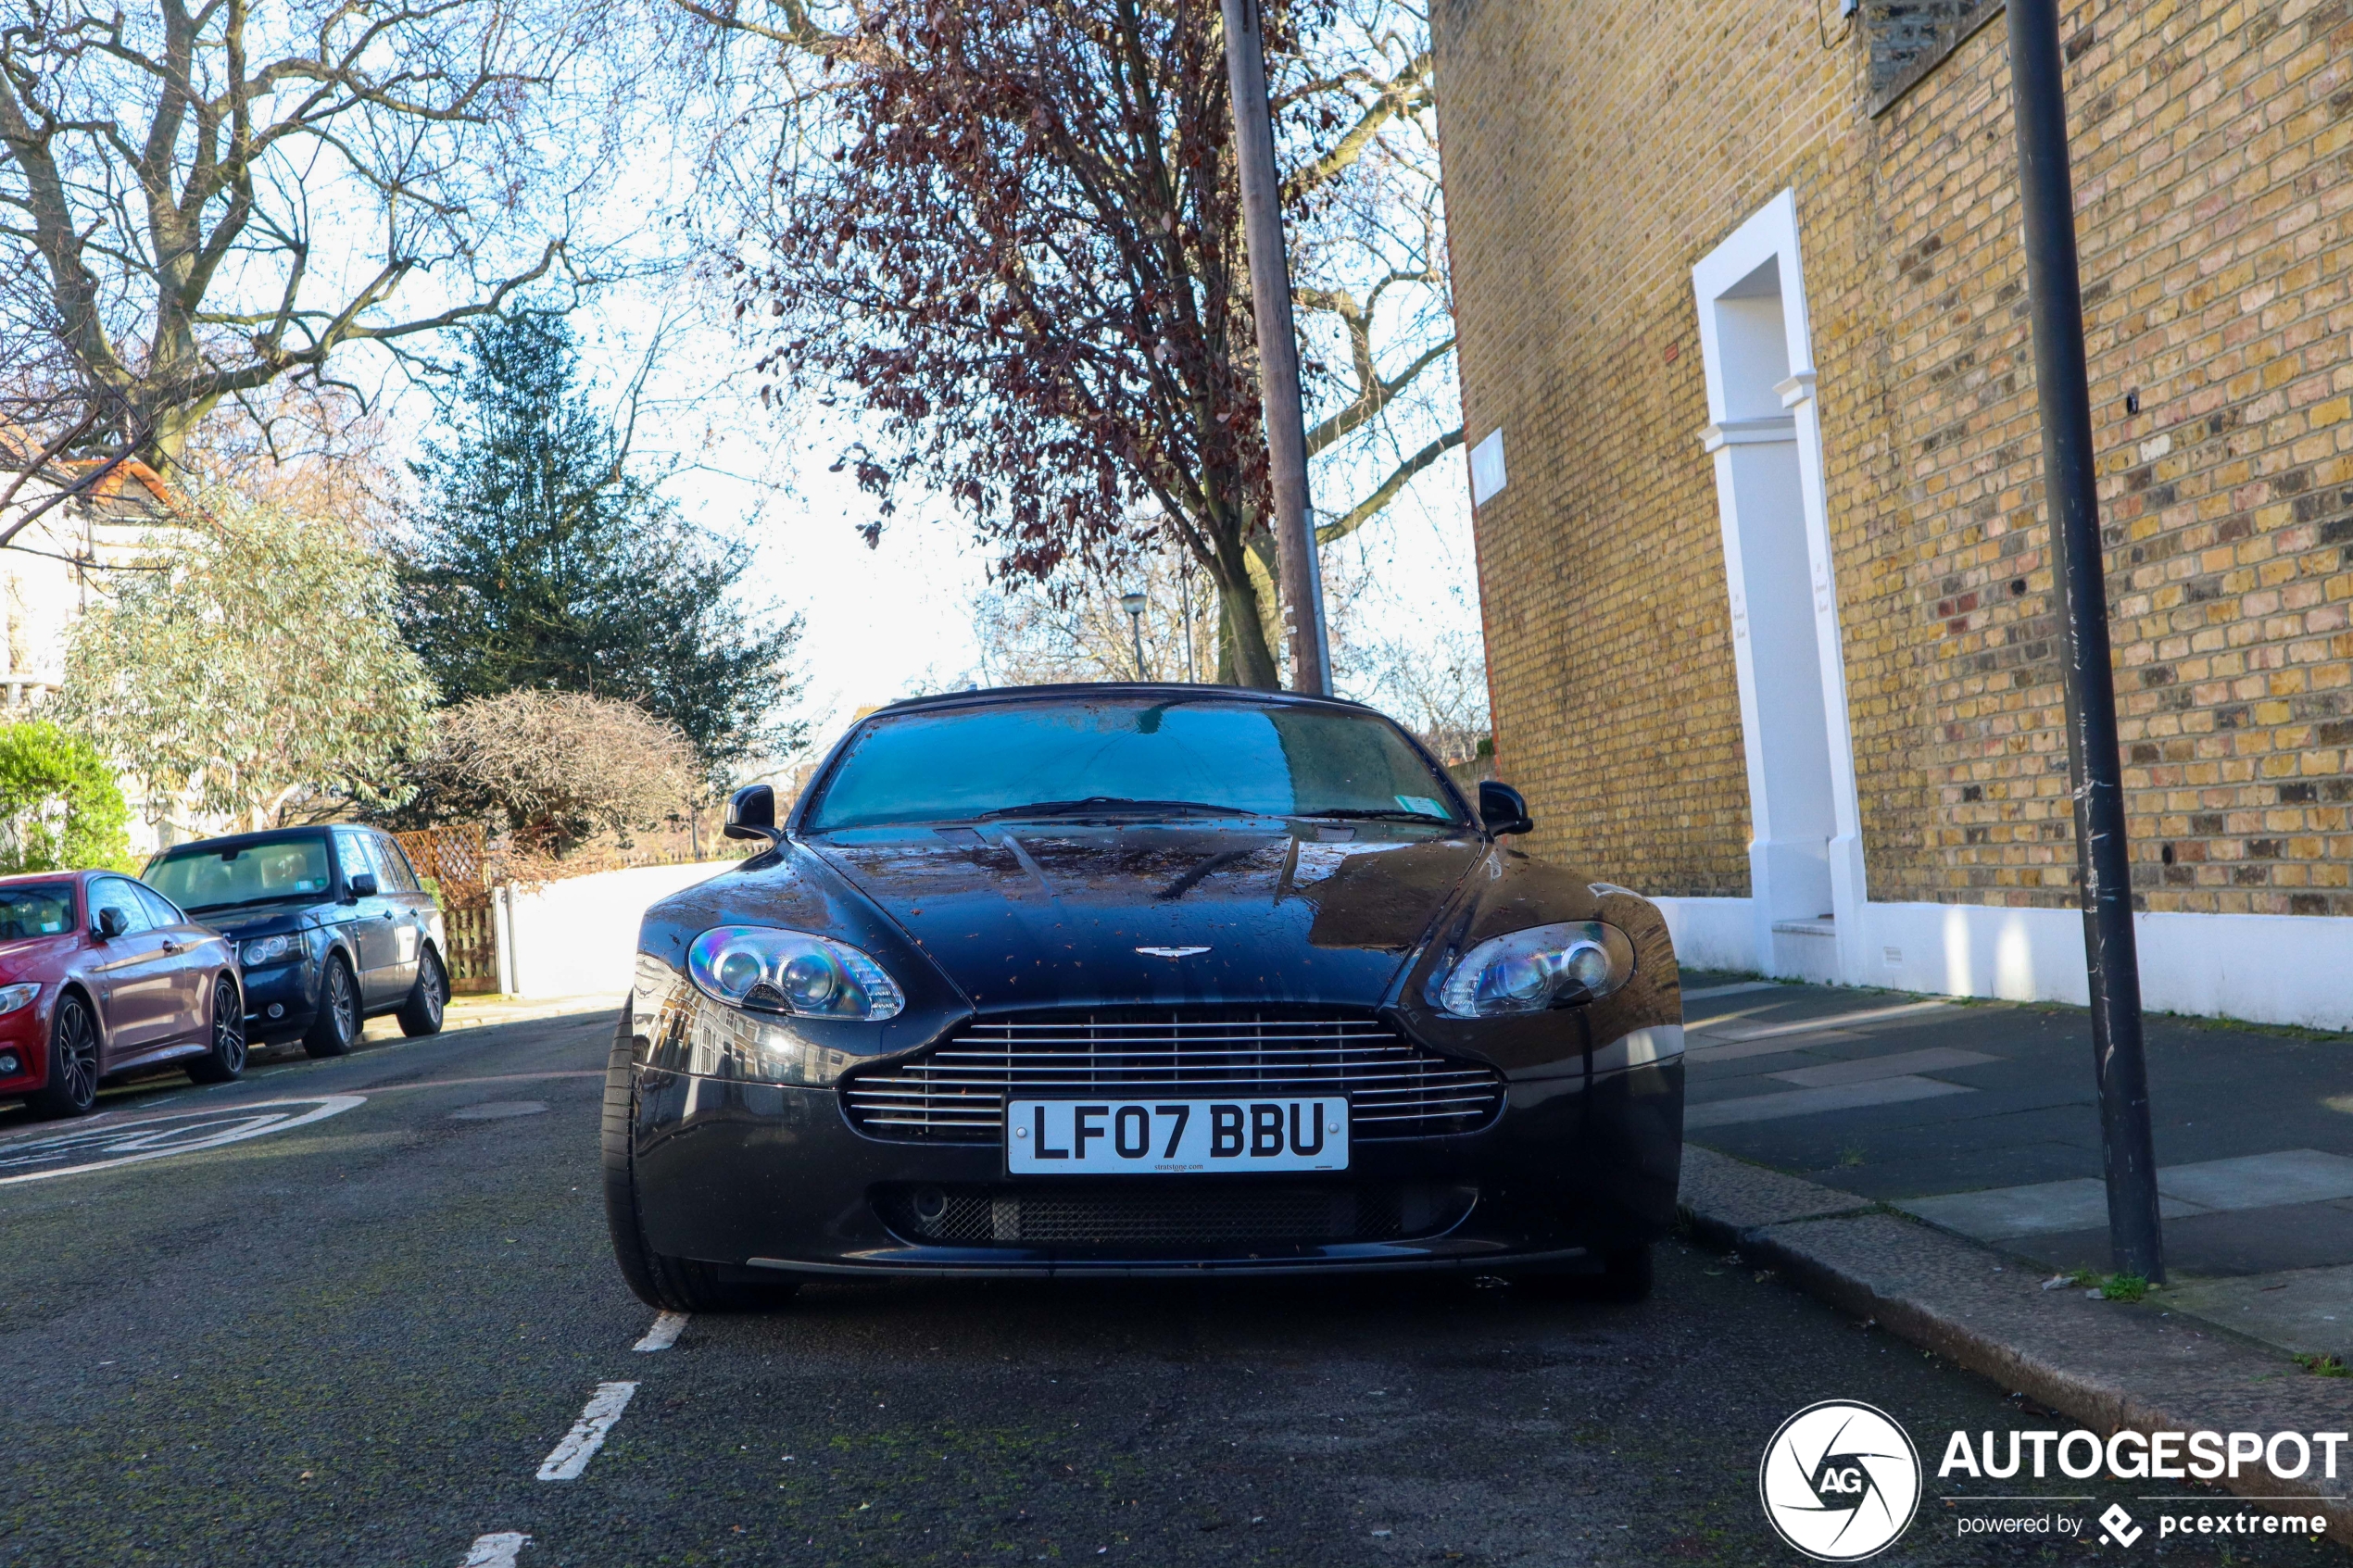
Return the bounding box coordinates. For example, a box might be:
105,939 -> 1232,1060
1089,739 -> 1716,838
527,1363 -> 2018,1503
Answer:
144,826 -> 449,1056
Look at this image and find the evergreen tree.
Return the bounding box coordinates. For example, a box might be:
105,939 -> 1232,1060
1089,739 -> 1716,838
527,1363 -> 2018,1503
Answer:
397,312 -> 803,776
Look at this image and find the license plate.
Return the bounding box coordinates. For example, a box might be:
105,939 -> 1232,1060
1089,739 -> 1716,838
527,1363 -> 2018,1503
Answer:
1006,1098 -> 1348,1175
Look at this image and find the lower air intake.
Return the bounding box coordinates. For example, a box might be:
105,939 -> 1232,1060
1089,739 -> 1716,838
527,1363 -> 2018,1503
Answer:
874,1182 -> 1475,1249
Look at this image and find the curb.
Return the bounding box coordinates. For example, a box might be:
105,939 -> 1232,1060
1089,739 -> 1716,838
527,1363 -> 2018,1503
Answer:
361,994 -> 623,1041
1679,1146 -> 2353,1545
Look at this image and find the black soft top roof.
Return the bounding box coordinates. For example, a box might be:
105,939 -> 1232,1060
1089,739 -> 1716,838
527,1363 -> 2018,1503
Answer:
873,682 -> 1380,718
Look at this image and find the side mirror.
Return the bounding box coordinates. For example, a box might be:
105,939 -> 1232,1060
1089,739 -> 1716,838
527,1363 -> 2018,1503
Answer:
95,906 -> 128,939
724,783 -> 784,845
347,872 -> 379,898
1478,781 -> 1535,836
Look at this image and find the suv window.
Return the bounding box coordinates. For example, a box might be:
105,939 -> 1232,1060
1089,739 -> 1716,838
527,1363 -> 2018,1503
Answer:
369,834 -> 417,893
89,878 -> 154,935
145,834 -> 333,911
333,832 -> 375,889
132,884 -> 184,929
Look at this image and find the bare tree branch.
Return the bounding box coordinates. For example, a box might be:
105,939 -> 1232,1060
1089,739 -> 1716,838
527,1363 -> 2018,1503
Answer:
0,0 -> 621,467
1315,425 -> 1460,546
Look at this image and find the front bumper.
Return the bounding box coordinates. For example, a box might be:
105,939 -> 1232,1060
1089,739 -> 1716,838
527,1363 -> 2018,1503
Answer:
628,1058 -> 1684,1278
241,957 -> 321,1042
0,1007 -> 44,1096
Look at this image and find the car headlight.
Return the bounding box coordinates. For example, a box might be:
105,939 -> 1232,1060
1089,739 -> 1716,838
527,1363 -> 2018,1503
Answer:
1430,921 -> 1635,1017
686,925 -> 905,1021
0,982 -> 37,1015
242,935 -> 298,967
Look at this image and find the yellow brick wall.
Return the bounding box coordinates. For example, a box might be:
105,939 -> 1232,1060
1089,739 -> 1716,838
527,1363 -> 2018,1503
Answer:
1433,0 -> 2353,915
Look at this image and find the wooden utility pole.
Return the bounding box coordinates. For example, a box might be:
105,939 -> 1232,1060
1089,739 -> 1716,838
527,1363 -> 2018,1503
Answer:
1221,0 -> 1331,694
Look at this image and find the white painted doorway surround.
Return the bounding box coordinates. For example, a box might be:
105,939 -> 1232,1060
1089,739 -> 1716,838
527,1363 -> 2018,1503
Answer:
1690,191 -> 1870,985
1657,190 -> 2353,1032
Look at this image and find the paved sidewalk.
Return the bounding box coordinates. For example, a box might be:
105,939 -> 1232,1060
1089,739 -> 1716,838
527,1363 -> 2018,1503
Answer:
359,990 -> 623,1043
1680,1146 -> 2353,1540
1677,970 -> 2353,1363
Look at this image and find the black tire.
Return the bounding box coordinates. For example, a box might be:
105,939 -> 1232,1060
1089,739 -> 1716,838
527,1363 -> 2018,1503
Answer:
602,1008 -> 799,1313
396,946 -> 448,1037
303,955 -> 360,1059
26,993 -> 100,1119
184,975 -> 247,1085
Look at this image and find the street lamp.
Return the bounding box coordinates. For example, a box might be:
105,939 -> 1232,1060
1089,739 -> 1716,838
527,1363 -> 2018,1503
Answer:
1120,591 -> 1149,680
2007,0 -> 2163,1281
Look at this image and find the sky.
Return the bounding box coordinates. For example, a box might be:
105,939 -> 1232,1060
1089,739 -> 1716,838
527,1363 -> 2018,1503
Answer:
653,402 -> 1487,761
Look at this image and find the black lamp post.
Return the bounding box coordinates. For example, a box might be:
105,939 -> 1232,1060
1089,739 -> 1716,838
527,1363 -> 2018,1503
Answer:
2007,0 -> 2165,1282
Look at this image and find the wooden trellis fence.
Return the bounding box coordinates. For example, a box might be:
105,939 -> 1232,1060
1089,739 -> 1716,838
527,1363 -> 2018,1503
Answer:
393,825 -> 500,994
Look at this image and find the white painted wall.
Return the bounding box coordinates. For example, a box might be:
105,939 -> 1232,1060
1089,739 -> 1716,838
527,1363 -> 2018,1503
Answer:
1651,892 -> 2353,1033
495,860 -> 743,999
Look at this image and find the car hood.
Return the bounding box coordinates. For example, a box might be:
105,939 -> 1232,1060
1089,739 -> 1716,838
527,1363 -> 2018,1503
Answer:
187,901 -> 325,939
810,821 -> 1487,1010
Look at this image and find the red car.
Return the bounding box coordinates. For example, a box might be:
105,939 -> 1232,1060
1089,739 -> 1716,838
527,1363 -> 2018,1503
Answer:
0,871 -> 245,1120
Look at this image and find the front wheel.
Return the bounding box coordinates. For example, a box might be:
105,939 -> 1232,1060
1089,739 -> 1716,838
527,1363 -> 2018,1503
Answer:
25,994 -> 100,1119
185,976 -> 247,1085
601,1007 -> 799,1312
396,946 -> 447,1037
303,956 -> 359,1059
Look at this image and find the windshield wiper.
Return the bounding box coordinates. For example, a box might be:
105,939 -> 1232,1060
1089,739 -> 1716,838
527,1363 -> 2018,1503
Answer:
1299,808 -> 1457,824
974,797 -> 1246,820
183,894 -> 305,912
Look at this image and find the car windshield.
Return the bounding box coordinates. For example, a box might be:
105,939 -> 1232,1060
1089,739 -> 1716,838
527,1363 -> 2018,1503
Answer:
0,884 -> 73,939
805,696 -> 1465,831
145,834 -> 334,911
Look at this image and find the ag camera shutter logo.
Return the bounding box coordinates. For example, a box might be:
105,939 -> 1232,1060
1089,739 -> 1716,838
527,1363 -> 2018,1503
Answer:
1759,1400 -> 1922,1561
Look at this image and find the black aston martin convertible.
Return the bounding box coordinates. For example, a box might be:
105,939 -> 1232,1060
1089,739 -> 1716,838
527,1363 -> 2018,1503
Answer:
603,684 -> 1685,1308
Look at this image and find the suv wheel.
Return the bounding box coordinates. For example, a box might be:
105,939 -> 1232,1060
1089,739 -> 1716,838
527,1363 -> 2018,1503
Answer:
396,947 -> 447,1038
303,956 -> 359,1059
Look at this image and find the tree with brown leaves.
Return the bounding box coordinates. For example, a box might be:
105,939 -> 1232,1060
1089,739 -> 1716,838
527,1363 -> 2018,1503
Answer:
697,0 -> 1454,687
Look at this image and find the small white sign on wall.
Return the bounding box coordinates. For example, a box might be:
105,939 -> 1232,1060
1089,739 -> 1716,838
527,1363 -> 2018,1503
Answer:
1469,427 -> 1507,506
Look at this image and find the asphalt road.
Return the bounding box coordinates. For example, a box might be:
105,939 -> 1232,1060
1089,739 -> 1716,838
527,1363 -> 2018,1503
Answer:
0,1012 -> 2334,1568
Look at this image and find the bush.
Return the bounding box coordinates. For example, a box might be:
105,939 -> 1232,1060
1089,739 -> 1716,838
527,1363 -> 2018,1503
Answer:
0,721 -> 131,872
402,690 -> 699,858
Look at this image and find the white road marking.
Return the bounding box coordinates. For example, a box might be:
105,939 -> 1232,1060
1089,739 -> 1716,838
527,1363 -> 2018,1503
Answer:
0,1097 -> 367,1185
536,1382 -> 638,1480
459,1533 -> 530,1567
634,1311 -> 689,1352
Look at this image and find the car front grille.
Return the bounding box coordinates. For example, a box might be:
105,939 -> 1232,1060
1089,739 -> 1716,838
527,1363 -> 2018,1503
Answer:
840,1010 -> 1504,1144
873,1181 -> 1476,1248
